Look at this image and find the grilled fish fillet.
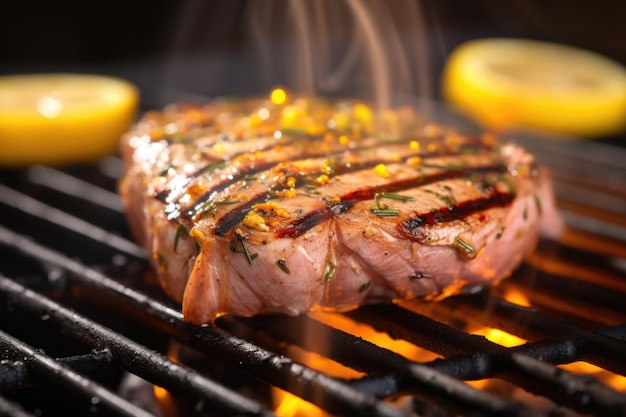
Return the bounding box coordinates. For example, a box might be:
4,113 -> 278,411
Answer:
119,94 -> 562,324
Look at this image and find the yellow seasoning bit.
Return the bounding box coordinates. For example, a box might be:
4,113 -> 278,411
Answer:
353,103 -> 373,122
409,140 -> 420,150
270,88 -> 287,105
512,164 -> 530,177
281,105 -> 299,126
338,135 -> 349,146
330,112 -> 350,131
306,122 -> 326,136
154,252 -> 167,273
276,188 -> 297,199
189,227 -> 204,239
187,183 -> 207,199
373,163 -> 390,178
286,177 -> 296,188
251,201 -> 291,218
248,114 -> 261,127
243,211 -> 270,232
407,156 -> 422,167
315,174 -> 330,186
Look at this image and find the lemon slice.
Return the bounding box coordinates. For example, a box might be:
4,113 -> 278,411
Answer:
441,38 -> 626,138
0,73 -> 139,167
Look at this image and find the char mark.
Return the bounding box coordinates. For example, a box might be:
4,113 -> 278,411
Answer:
213,194 -> 270,236
275,165 -> 508,238
276,208 -> 335,238
397,188 -> 516,242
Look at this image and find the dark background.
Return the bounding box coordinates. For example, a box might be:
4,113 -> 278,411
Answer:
2,0 -> 625,129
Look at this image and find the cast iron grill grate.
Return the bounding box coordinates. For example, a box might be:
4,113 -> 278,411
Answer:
1,133 -> 626,417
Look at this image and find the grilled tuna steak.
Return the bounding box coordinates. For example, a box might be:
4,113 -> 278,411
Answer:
119,93 -> 562,324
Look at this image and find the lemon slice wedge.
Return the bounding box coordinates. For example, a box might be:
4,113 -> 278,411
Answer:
441,38 -> 626,138
0,73 -> 139,167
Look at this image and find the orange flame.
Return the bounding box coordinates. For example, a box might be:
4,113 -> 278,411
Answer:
501,287 -> 531,307
273,389 -> 329,417
272,310 -> 440,416
560,362 -> 626,392
309,311 -> 439,362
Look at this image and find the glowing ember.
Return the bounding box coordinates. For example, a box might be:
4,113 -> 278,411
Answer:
560,362 -> 626,392
309,311 -> 439,362
153,385 -> 178,417
475,327 -> 525,348
501,288 -> 532,307
273,389 -> 329,417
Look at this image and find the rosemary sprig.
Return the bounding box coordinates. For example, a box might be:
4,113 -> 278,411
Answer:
196,199 -> 242,216
241,239 -> 258,265
498,174 -> 517,194
370,208 -> 400,217
237,175 -> 258,190
454,236 -> 475,254
423,189 -> 456,209
204,160 -> 227,175
232,230 -> 258,265
156,252 -> 167,273
358,280 -> 372,292
533,193 -> 542,215
277,259 -> 290,274
279,128 -> 309,136
324,261 -> 336,283
371,192 -> 415,217
375,192 -> 415,209
158,164 -> 172,176
173,224 -> 188,253
422,161 -> 468,170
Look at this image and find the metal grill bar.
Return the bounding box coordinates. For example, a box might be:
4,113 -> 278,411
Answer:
345,305 -> 626,415
0,183 -> 146,260
220,316 -> 532,416
0,394 -> 36,417
512,132 -> 626,199
0,351 -> 113,391
0,329 -> 156,417
26,165 -> 125,213
503,263 -> 626,327
417,291 -> 626,375
0,275 -> 277,417
513,133 -> 626,242
238,309 -> 626,416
